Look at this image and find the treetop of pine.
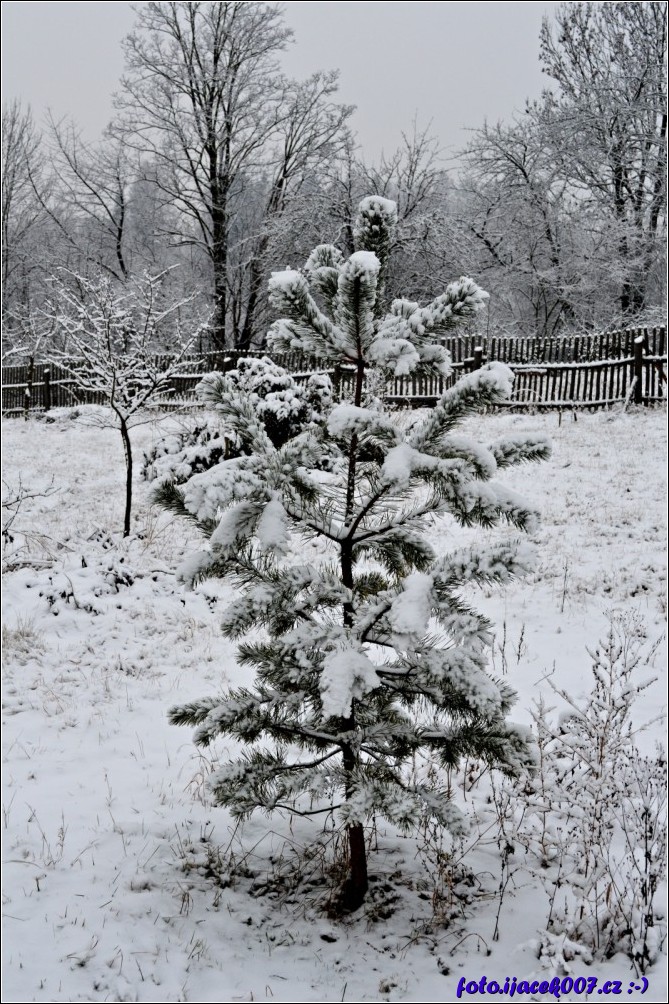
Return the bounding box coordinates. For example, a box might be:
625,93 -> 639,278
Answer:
267,196 -> 489,375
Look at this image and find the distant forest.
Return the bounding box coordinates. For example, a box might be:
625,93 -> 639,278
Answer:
2,1 -> 666,356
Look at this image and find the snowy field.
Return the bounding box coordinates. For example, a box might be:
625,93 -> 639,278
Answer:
2,404 -> 666,1003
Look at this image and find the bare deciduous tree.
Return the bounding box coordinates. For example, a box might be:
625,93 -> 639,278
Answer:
459,115 -> 587,338
45,268 -> 202,536
234,70 -> 353,349
456,1 -> 667,336
39,119 -> 135,282
113,1 -> 352,350
2,101 -> 46,324
539,0 -> 667,318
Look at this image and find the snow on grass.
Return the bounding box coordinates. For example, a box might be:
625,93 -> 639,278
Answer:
2,405 -> 666,1002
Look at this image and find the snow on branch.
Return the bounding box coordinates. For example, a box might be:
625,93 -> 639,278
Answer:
43,267 -> 204,422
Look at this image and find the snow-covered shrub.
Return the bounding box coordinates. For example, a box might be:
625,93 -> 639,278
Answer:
38,555 -> 135,616
201,355 -> 332,448
226,356 -> 308,449
143,359 -> 334,487
2,476 -> 60,571
142,418 -> 237,486
520,612 -> 666,973
304,371 -> 333,420
43,405 -> 114,425
159,194 -> 551,914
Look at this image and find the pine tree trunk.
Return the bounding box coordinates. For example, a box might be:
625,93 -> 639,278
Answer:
337,540 -> 369,912
337,727 -> 368,913
341,817 -> 368,913
334,351 -> 371,913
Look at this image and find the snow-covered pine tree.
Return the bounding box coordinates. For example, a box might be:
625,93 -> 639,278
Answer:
160,196 -> 551,913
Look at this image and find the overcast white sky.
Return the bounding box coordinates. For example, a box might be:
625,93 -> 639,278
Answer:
2,1 -> 559,160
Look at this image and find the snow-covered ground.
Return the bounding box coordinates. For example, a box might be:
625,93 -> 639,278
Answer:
2,405 -> 666,1003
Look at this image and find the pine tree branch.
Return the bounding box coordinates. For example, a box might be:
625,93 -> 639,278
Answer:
272,803 -> 343,817
344,483 -> 392,539
283,501 -> 344,541
351,501 -> 438,544
357,603 -> 394,643
267,749 -> 340,773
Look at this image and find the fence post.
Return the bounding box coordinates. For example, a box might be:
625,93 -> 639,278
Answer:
25,354 -> 35,419
634,336 -> 644,405
332,362 -> 342,402
473,346 -> 483,370
24,387 -> 31,420
43,369 -> 52,412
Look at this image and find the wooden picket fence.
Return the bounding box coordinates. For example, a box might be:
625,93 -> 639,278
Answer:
1,355 -> 213,414
2,326 -> 666,415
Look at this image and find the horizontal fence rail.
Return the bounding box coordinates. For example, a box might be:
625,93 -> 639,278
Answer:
2,326 -> 666,415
